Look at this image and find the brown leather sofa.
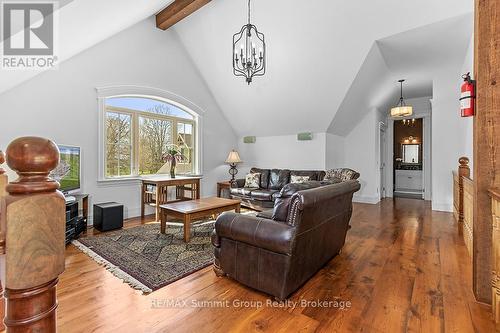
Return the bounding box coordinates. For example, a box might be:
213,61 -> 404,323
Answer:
212,180 -> 361,300
229,168 -> 326,210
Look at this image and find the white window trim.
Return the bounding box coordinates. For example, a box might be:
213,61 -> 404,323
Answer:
96,85 -> 204,183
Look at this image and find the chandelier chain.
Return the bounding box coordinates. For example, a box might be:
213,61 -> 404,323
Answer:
248,0 -> 251,25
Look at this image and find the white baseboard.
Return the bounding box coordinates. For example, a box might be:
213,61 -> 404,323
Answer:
431,202 -> 453,212
353,194 -> 380,204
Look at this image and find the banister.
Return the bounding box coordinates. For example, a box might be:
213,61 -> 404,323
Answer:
3,137 -> 65,332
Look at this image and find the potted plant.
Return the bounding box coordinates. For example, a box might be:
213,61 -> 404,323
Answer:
162,144 -> 187,178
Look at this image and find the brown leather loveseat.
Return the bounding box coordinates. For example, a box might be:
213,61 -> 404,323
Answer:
212,180 -> 361,300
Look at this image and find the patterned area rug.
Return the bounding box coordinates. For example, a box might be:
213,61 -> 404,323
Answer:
72,222 -> 215,293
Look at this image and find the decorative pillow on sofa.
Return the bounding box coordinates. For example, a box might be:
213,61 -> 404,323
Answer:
244,173 -> 261,188
325,168 -> 360,182
290,175 -> 310,184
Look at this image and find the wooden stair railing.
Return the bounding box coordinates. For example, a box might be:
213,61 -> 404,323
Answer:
2,137 -> 65,332
452,157 -> 473,257
0,150 -> 7,331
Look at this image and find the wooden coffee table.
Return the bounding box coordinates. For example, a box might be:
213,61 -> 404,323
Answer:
159,197 -> 241,242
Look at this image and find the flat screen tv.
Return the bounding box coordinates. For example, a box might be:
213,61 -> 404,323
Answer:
50,145 -> 81,193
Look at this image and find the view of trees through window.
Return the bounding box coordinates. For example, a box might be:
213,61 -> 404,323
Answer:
106,112 -> 132,177
104,97 -> 195,178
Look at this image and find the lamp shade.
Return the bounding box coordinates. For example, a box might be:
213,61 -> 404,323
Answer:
225,150 -> 242,164
390,105 -> 413,118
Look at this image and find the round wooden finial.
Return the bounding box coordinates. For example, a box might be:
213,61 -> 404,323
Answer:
5,137 -> 60,194
459,156 -> 469,165
0,150 -> 5,175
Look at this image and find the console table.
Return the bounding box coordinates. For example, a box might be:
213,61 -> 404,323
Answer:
141,176 -> 201,222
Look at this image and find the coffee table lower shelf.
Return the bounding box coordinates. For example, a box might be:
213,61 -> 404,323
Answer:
159,197 -> 241,242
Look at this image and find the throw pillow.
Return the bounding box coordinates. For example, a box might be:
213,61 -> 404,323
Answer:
244,173 -> 261,188
324,169 -> 340,181
290,175 -> 310,184
339,169 -> 358,181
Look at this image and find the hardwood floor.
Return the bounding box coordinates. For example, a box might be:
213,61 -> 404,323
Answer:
56,198 -> 494,332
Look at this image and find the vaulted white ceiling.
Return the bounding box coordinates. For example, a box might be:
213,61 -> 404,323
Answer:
328,13 -> 473,135
173,0 -> 473,137
0,0 -> 173,94
0,0 -> 473,138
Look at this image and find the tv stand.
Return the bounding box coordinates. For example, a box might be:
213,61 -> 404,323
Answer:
65,194 -> 89,244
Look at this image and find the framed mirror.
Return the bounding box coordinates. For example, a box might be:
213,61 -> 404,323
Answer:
402,144 -> 420,163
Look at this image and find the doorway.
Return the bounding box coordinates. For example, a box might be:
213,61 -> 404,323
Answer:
393,117 -> 424,199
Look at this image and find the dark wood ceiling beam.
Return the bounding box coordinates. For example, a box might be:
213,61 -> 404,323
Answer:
156,0 -> 211,30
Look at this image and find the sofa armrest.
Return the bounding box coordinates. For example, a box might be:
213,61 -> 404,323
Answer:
213,212 -> 294,255
231,179 -> 246,188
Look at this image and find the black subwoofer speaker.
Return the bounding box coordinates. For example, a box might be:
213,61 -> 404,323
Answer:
93,202 -> 124,232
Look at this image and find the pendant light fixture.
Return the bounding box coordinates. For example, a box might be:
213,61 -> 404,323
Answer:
233,0 -> 266,84
390,79 -> 413,118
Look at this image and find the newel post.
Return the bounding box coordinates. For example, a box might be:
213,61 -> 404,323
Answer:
3,137 -> 65,332
456,157 -> 470,233
459,156 -> 470,179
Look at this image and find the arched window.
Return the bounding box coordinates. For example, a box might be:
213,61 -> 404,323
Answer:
100,93 -> 199,179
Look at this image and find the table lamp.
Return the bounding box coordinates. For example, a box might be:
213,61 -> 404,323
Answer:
225,150 -> 242,184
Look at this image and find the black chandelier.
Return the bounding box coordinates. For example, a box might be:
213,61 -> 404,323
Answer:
233,0 -> 266,84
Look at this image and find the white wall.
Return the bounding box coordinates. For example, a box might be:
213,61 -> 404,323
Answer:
236,133 -> 327,176
343,110 -> 380,203
0,17 -> 237,221
431,64 -> 472,211
325,133 -> 345,169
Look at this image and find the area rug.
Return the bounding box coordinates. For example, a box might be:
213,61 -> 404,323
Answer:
72,221 -> 215,293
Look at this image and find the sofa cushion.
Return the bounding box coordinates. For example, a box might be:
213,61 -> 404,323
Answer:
244,173 -> 261,188
250,168 -> 270,189
256,210 -> 273,219
251,189 -> 279,201
272,181 -> 324,221
290,170 -> 324,181
268,169 -> 291,190
230,187 -> 257,196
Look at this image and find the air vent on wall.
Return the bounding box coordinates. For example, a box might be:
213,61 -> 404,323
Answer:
243,136 -> 256,144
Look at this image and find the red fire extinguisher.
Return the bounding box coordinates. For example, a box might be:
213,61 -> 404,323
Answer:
460,72 -> 475,117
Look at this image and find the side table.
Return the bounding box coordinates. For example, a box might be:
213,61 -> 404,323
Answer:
217,181 -> 232,198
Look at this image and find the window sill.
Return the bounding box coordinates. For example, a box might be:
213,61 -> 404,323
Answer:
97,177 -> 142,187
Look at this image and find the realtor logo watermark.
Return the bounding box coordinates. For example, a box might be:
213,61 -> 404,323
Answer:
1,1 -> 58,70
